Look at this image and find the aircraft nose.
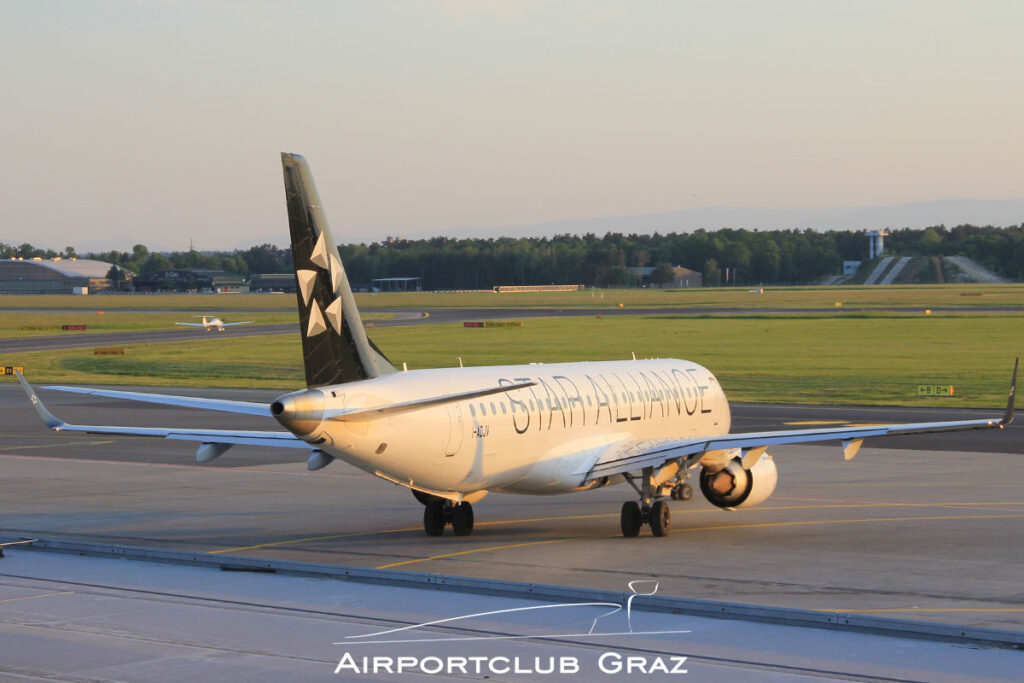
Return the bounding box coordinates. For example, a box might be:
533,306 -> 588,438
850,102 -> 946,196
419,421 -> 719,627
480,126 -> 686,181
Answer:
271,389 -> 325,437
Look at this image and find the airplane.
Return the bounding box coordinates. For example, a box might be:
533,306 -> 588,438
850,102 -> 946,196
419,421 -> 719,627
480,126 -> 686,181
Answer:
175,316 -> 255,332
16,153 -> 1017,539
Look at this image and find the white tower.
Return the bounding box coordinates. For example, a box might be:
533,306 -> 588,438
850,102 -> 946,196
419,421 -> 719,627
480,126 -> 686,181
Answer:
867,229 -> 888,259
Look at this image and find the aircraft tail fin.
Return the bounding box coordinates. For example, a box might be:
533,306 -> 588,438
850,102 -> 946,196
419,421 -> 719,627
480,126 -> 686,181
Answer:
281,153 -> 398,387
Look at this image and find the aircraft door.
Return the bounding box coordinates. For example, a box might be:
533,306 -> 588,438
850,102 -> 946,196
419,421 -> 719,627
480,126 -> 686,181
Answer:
444,402 -> 464,456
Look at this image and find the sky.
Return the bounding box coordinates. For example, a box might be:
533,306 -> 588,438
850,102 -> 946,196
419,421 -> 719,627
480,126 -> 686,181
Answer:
3,0 -> 1024,251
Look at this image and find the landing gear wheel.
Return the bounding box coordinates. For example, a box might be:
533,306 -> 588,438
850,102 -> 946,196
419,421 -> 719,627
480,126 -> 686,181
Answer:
451,503 -> 474,536
671,483 -> 693,501
620,501 -> 642,537
650,500 -> 671,537
423,499 -> 446,536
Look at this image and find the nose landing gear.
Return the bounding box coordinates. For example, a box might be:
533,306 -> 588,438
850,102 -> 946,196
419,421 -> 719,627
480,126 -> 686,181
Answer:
419,493 -> 474,537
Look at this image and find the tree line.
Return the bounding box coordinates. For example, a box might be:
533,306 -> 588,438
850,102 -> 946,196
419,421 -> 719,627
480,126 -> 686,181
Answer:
3,224 -> 1022,288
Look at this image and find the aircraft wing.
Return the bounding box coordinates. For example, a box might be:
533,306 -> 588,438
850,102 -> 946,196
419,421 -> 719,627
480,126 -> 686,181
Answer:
580,360 -> 1016,481
16,372 -> 301,448
221,321 -> 255,326
174,322 -> 205,327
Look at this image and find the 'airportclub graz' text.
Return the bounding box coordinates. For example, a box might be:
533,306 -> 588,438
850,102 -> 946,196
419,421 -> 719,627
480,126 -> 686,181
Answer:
334,652 -> 688,676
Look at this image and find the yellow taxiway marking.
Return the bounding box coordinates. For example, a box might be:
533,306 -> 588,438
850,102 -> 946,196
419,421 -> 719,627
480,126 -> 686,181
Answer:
378,512 -> 1024,571
676,513 -> 1024,535
0,440 -> 115,451
821,607 -> 1024,614
790,481 -> 1019,488
375,538 -> 581,570
209,527 -> 423,554
754,501 -> 1024,511
210,513 -> 620,555
475,512 -> 618,526
209,503 -> 1024,555
0,591 -> 74,604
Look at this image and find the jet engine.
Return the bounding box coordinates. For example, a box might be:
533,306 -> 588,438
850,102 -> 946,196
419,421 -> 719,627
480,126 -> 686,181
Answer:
699,454 -> 778,509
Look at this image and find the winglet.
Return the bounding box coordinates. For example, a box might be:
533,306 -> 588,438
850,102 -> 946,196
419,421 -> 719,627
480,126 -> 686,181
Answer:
1001,357 -> 1017,426
14,370 -> 66,430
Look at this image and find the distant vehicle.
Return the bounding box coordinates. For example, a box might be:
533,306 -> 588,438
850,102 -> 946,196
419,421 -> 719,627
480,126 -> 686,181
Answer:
17,154 -> 1017,540
174,316 -> 254,332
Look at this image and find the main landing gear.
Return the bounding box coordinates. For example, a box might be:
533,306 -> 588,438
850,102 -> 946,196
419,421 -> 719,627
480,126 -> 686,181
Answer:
620,466 -> 692,537
414,490 -> 474,537
670,482 -> 693,501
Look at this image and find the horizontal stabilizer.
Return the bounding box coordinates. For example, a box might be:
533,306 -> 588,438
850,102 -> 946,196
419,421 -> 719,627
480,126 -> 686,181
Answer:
17,372 -> 303,448
41,385 -> 271,416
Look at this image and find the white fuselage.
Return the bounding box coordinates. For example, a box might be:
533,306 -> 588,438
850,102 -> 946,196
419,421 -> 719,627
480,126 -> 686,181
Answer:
290,359 -> 729,496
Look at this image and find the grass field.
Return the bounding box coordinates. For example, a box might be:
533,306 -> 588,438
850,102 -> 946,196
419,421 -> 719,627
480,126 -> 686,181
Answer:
2,313 -> 1020,408
2,283 -> 1023,311
0,312 -> 389,338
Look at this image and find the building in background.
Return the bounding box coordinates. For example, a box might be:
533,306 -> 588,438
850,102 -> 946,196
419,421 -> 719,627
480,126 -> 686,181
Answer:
627,266 -> 702,289
370,277 -> 423,292
867,229 -> 888,259
0,258 -> 120,294
248,273 -> 295,293
131,269 -> 246,293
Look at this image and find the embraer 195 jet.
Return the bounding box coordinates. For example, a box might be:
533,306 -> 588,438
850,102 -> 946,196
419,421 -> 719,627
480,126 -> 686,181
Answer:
17,154 -> 1017,538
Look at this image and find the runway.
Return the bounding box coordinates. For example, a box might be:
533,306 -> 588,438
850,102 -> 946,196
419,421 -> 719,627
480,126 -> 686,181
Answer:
1,384 -> 1021,634
3,303 -> 1021,354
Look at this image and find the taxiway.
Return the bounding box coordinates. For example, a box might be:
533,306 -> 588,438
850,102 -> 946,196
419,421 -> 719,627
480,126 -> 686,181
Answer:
1,384 -> 1021,633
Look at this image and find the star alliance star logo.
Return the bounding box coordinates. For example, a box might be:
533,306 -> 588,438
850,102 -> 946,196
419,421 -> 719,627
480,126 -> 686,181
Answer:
297,231 -> 345,338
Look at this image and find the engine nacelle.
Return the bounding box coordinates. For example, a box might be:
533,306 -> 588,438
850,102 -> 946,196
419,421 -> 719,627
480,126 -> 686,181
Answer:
699,454 -> 778,509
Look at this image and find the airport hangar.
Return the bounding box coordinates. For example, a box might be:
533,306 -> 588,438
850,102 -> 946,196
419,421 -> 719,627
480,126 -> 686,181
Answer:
0,257 -> 118,294
0,260 -> 288,295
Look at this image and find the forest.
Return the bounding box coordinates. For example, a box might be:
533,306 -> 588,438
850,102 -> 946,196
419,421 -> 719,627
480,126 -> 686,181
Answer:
3,224 -> 1022,288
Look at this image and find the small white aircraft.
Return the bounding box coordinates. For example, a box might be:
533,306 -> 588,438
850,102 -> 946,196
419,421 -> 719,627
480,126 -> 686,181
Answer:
174,316 -> 255,332
17,154 -> 1016,538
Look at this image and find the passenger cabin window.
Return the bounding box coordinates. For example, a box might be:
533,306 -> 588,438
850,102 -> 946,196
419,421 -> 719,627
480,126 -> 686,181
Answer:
469,404 -> 476,417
